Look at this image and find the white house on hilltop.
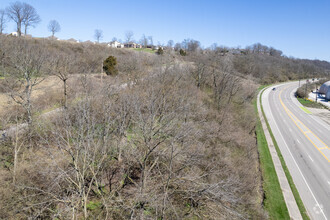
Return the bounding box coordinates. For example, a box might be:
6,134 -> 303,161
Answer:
10,32 -> 32,38
10,32 -> 19,36
124,42 -> 142,48
108,41 -> 124,48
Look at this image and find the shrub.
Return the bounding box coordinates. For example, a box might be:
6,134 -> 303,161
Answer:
296,87 -> 307,98
179,49 -> 186,56
296,81 -> 320,98
157,47 -> 164,55
103,56 -> 118,76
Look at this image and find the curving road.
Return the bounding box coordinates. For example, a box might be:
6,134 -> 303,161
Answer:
262,81 -> 330,220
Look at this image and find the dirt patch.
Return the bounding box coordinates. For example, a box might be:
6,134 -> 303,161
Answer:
34,76 -> 62,96
0,74 -> 115,119
0,76 -> 62,114
0,94 -> 11,114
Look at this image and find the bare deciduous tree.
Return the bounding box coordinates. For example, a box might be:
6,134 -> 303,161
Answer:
125,30 -> 134,43
6,1 -> 24,36
48,19 -> 60,37
5,39 -> 47,127
94,29 -> 103,43
22,2 -> 40,35
140,34 -> 148,48
189,52 -> 211,88
0,47 -> 5,76
111,67 -> 197,218
174,42 -> 181,51
52,52 -> 76,109
167,39 -> 174,48
148,35 -> 153,47
210,43 -> 218,50
6,2 -> 40,36
0,9 -> 7,34
12,116 -> 25,185
209,55 -> 239,112
35,83 -> 116,219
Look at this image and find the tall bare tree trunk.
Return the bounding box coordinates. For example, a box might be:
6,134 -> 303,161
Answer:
161,144 -> 174,218
63,79 -> 67,109
17,22 -> 21,36
101,63 -> 103,84
13,129 -> 19,184
13,118 -> 23,185
25,73 -> 32,127
72,207 -> 75,220
83,196 -> 88,219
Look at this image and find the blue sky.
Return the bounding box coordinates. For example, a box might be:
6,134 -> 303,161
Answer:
1,0 -> 329,61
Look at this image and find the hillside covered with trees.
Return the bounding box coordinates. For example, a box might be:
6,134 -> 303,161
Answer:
0,34 -> 329,219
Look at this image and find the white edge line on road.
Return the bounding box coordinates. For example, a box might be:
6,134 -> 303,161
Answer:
263,87 -> 328,220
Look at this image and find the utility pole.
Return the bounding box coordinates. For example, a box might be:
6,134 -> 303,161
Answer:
315,83 -> 318,103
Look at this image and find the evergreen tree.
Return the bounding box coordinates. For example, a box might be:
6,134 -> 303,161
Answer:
103,56 -> 118,76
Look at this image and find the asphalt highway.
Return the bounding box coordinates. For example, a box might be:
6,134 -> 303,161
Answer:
262,81 -> 330,220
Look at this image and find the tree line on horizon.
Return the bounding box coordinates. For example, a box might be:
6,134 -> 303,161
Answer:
2,1 -> 330,67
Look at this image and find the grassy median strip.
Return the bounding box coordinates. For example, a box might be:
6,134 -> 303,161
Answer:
297,97 -> 328,109
259,88 -> 310,220
254,88 -> 290,220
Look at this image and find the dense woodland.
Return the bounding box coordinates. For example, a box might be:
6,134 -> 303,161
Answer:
0,34 -> 329,219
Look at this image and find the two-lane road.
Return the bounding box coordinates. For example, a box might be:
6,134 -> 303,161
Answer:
262,81 -> 330,220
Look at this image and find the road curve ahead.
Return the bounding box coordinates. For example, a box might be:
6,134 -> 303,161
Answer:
262,81 -> 330,220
